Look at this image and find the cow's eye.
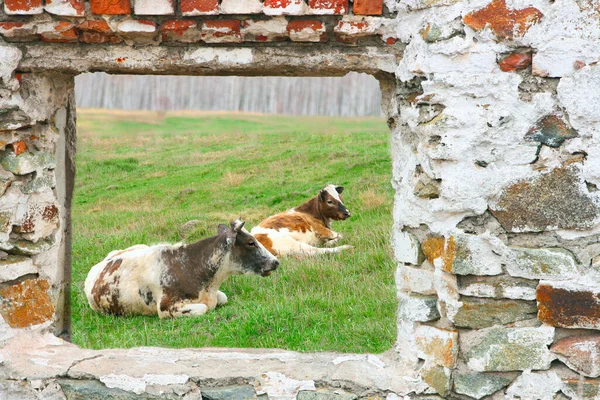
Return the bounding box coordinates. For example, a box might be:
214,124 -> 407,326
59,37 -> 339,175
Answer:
248,241 -> 256,247
327,200 -> 334,205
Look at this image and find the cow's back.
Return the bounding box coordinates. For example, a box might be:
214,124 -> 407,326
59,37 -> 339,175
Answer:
84,244 -> 163,316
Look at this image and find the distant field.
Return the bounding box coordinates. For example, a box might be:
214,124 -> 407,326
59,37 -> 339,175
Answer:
72,109 -> 396,353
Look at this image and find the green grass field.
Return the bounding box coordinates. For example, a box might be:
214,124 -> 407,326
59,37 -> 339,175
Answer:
71,109 -> 396,353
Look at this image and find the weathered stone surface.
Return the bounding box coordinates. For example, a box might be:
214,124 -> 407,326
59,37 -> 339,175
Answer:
413,167 -> 440,199
394,230 -> 425,265
0,255 -> 37,282
551,335 -> 600,377
422,233 -> 503,276
114,19 -> 158,45
22,170 -> 56,194
0,278 -> 54,328
503,247 -> 578,280
490,166 -> 600,232
287,20 -> 326,42
537,281 -> 600,329
453,298 -> 537,329
414,325 -> 458,368
466,326 -> 555,372
201,386 -> 257,400
10,238 -> 55,256
562,377 -> 600,399
399,266 -> 436,295
297,390 -> 357,400
59,378 -> 185,399
505,371 -> 562,400
397,292 -> 440,322
458,274 -> 538,300
463,0 -> 543,40
498,52 -> 532,72
0,149 -> 55,175
241,18 -> 288,42
160,20 -> 201,43
525,115 -> 578,148
453,373 -> 513,399
0,379 -> 38,399
420,362 -> 450,397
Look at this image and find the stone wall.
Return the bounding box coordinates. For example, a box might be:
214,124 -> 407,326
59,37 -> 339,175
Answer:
1,0 -> 600,398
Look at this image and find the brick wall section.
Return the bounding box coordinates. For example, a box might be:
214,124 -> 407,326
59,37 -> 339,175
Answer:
1,0 -> 393,45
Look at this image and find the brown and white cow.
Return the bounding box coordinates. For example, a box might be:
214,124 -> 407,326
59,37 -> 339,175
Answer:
84,220 -> 279,318
250,184 -> 352,257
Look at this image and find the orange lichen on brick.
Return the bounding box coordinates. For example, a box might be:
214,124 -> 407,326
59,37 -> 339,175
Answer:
463,0 -> 543,40
0,279 -> 54,328
416,333 -> 457,368
422,236 -> 455,272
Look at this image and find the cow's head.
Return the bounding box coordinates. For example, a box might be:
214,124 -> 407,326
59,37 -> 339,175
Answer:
219,219 -> 280,277
319,184 -> 351,221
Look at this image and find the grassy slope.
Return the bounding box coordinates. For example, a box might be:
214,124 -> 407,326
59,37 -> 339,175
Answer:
71,109 -> 396,353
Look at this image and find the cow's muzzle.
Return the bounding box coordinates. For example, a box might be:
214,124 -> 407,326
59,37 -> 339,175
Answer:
261,259 -> 280,277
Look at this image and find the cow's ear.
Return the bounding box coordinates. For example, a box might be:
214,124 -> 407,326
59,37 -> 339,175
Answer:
335,186 -> 344,194
218,224 -> 229,236
230,219 -> 245,233
319,189 -> 327,201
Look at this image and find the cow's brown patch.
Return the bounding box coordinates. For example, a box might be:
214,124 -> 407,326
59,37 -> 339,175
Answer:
91,258 -> 124,315
254,233 -> 276,255
260,214 -> 313,233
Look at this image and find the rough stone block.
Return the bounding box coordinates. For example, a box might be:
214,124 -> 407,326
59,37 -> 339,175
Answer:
134,0 -> 175,15
399,266 -> 436,295
263,0 -> 308,15
414,325 -> 458,368
353,0 -> 383,15
4,0 -> 43,15
180,0 -> 218,15
160,20 -> 201,43
0,278 -> 54,328
14,192 -> 59,243
537,281 -> 600,329
309,0 -> 348,14
463,0 -> 543,40
524,114 -> 578,148
287,20 -> 326,42
505,371 -> 561,400
10,238 -> 55,256
453,298 -> 537,329
44,0 -> 85,16
9,140 -> 27,156
498,52 -> 532,72
40,22 -> 79,43
77,20 -> 122,44
421,233 -> 503,276
297,390 -> 357,400
58,379 -> 181,399
465,326 -> 555,372
397,292 -> 440,322
0,255 -> 37,283
453,373 -> 513,399
562,377 -> 600,399
220,0 -> 263,14
458,274 -> 538,300
551,335 -> 600,377
241,18 -> 288,42
90,0 -> 132,14
420,361 -> 451,397
201,385 -> 257,400
394,230 -> 425,265
503,247 -> 578,280
201,20 -> 242,43
0,149 -> 55,175
490,165 -> 600,232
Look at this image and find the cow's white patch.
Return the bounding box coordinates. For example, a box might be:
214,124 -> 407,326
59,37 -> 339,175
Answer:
323,184 -> 342,203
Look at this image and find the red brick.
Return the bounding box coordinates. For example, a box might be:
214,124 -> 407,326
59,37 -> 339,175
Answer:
309,0 -> 348,14
9,140 -> 27,156
264,0 -> 308,14
201,20 -> 242,43
77,20 -> 122,43
537,282 -> 600,329
0,279 -> 54,328
242,18 -> 288,42
463,0 -> 543,40
160,19 -> 201,42
44,0 -> 85,16
354,0 -> 383,15
90,0 -> 131,15
287,20 -> 327,42
334,18 -> 376,42
4,0 -> 43,15
180,0 -> 218,15
498,52 -> 532,71
41,21 -> 79,43
0,21 -> 39,41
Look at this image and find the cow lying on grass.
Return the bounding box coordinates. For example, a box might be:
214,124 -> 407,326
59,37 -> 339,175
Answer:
251,184 -> 352,257
84,220 -> 279,318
